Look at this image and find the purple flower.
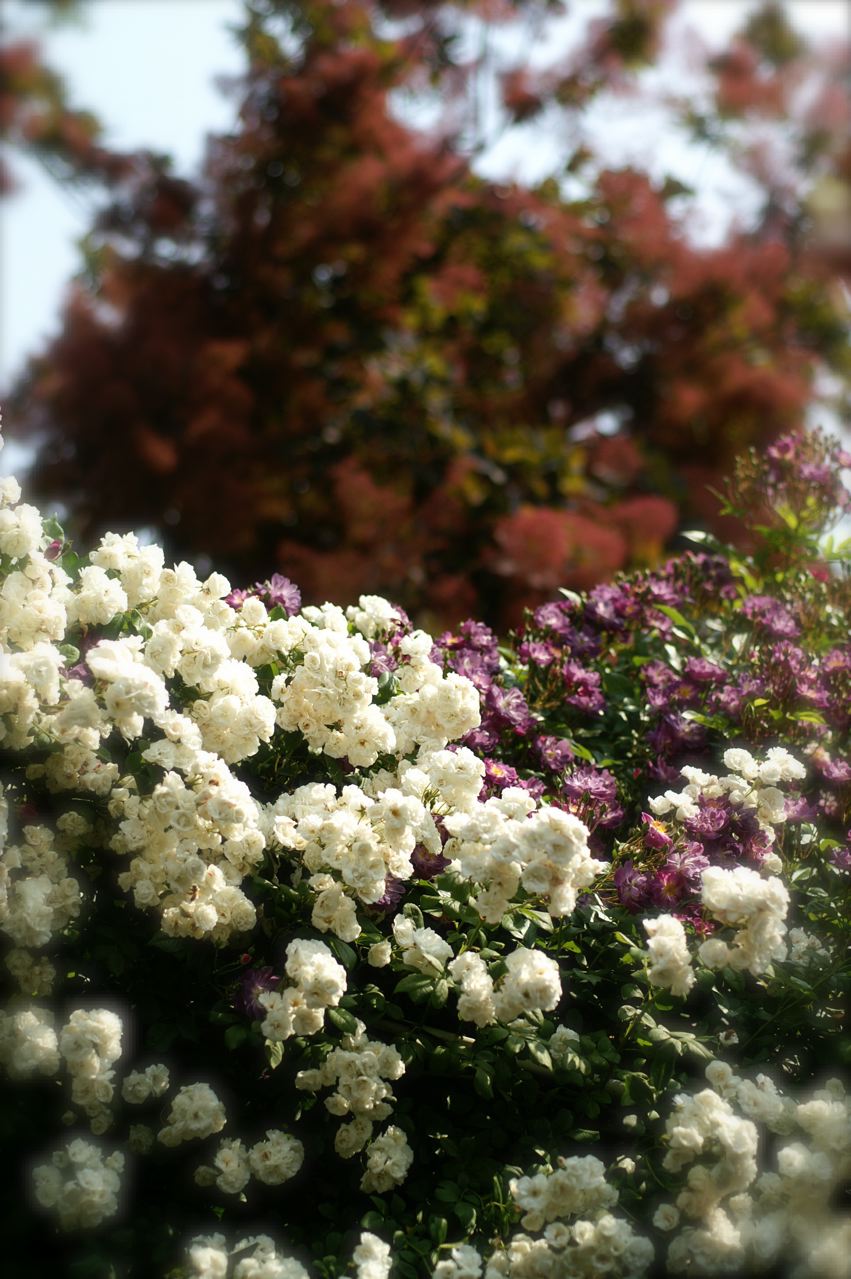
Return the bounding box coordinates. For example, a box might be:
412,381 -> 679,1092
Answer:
642,661 -> 680,692
263,574 -> 302,616
411,845 -> 450,879
368,643 -> 397,677
585,583 -> 638,633
685,799 -> 730,840
666,847 -> 709,883
517,775 -> 547,800
646,713 -> 706,757
561,661 -> 605,714
641,813 -> 673,852
562,767 -> 618,805
517,639 -> 560,668
532,601 -> 577,639
562,767 -> 624,829
651,868 -> 689,906
62,662 -> 93,686
448,651 -> 498,693
742,596 -> 800,640
648,756 -> 683,785
811,748 -> 851,785
613,861 -> 651,912
235,967 -> 279,1020
44,538 -> 64,561
684,657 -> 726,684
784,795 -> 817,823
225,586 -> 252,609
370,875 -> 408,913
830,843 -> 851,872
482,758 -> 521,794
536,735 -> 575,773
225,574 -> 301,616
483,685 -> 536,736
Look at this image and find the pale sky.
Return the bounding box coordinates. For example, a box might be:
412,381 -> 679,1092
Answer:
0,0 -> 848,447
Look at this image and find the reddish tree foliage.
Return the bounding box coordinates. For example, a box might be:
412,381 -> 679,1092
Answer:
3,0 -> 849,626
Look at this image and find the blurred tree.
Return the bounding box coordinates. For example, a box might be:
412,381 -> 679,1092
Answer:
2,0 -> 849,625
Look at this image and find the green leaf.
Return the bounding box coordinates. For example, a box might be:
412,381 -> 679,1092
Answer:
326,936 -> 358,969
453,1201 -> 477,1230
474,1067 -> 493,1099
327,1007 -> 359,1035
654,604 -> 696,635
225,1025 -> 249,1050
265,1039 -> 284,1071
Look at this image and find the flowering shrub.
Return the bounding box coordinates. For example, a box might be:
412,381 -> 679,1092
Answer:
0,429 -> 849,1278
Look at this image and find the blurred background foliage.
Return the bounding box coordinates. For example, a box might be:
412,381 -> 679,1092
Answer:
1,0 -> 849,627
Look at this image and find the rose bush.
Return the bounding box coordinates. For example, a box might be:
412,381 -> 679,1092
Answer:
0,428 -> 848,1279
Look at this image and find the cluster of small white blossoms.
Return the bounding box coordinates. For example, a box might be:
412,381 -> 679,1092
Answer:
265,774 -> 443,929
185,1232 -> 310,1279
432,1157 -> 653,1279
196,1129 -> 305,1196
1,470 -> 482,950
109,756 -> 265,942
158,1082 -> 228,1147
32,1138 -> 125,1230
441,788 -> 603,925
698,865 -> 790,975
0,1002 -> 124,1134
262,745 -> 486,943
449,946 -> 563,1026
360,1123 -> 414,1193
121,1061 -> 171,1105
655,1062 -> 851,1278
59,1007 -> 124,1133
257,938 -> 347,1042
636,746 -> 808,990
184,1229 -> 391,1279
268,601 -> 478,765
642,917 -> 695,998
0,1003 -> 60,1078
295,1019 -> 405,1160
0,821 -> 82,951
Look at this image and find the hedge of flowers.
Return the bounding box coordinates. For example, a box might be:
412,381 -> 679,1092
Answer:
0,429 -> 849,1279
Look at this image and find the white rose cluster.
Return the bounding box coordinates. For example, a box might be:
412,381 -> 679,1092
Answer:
0,1004 -> 60,1078
392,914 -> 453,973
269,608 -> 478,766
0,1004 -> 127,1133
359,1123 -> 414,1193
0,478 -> 69,651
0,823 -> 82,951
58,1008 -> 124,1134
184,1230 -> 390,1279
295,1021 -> 405,1158
111,756 -> 265,942
443,789 -> 602,924
642,916 -> 695,998
258,939 -> 347,1042
5,946 -> 57,998
656,1064 -> 851,1278
448,946 -> 562,1027
186,1232 -> 310,1279
510,1155 -> 618,1231
699,865 -> 790,975
32,1138 -> 125,1230
158,1082 -> 228,1147
441,1155 -> 653,1279
121,1062 -> 170,1105
196,1129 -> 304,1196
267,778 -> 441,919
